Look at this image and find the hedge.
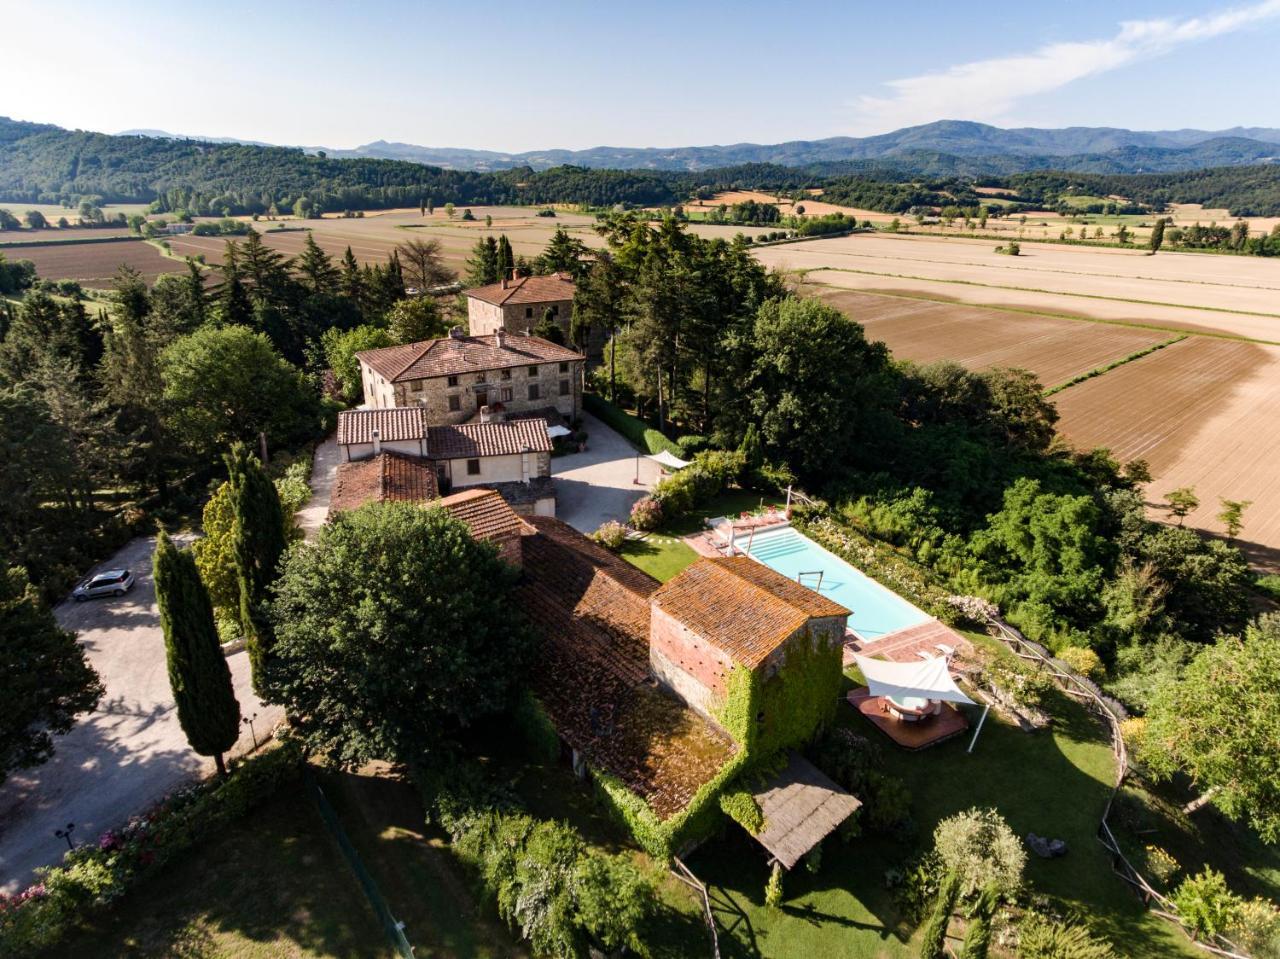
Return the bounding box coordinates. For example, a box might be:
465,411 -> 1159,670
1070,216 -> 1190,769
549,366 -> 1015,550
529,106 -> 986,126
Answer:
0,739 -> 302,957
582,393 -> 680,455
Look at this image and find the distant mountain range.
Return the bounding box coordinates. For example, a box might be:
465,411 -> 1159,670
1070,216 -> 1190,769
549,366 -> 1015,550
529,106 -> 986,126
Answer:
118,119 -> 1280,174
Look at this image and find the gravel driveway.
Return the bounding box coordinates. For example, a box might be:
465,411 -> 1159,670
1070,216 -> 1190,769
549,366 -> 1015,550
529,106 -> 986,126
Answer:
552,412 -> 662,533
0,535 -> 277,893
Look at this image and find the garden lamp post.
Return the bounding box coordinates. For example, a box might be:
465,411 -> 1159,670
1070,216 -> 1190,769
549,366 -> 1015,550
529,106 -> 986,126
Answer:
54,822 -> 76,852
242,711 -> 260,750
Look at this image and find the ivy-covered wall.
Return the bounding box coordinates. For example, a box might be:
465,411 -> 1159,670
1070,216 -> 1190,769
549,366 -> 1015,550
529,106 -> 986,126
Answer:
715,630 -> 843,758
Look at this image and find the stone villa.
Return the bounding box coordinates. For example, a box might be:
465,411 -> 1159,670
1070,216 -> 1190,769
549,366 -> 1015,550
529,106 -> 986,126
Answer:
356,328 -> 585,424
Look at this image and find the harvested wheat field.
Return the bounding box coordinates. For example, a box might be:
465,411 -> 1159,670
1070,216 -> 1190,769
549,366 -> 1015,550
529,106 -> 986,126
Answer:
757,233 -> 1280,341
11,238 -> 181,287
817,289 -> 1173,389
167,206 -> 606,276
1054,337 -> 1280,569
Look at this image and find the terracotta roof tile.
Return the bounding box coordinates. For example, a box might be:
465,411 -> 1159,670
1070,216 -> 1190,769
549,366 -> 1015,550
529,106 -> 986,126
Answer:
651,557 -> 850,669
437,488 -> 533,541
427,420 -> 552,459
464,272 -> 576,306
336,408 -> 427,446
358,333 -> 583,383
517,517 -> 736,819
328,451 -> 439,516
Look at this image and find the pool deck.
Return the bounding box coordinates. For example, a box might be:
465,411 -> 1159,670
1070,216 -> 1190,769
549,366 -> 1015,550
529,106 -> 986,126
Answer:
843,620 -> 975,668
847,686 -> 971,750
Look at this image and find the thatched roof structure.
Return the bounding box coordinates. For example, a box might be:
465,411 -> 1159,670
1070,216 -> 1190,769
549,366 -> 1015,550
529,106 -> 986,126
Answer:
750,752 -> 861,870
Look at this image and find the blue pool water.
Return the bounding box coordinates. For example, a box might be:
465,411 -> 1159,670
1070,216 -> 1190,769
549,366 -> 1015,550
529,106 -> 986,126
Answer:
741,526 -> 931,640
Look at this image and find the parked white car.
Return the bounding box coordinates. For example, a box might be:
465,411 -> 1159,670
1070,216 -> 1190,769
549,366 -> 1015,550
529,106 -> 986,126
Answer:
72,569 -> 136,601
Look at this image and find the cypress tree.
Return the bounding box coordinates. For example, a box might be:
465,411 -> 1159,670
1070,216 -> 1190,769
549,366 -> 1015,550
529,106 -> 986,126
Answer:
496,234 -> 515,280
154,530 -> 240,776
1149,217 -> 1166,254
340,246 -> 362,303
225,442 -> 287,696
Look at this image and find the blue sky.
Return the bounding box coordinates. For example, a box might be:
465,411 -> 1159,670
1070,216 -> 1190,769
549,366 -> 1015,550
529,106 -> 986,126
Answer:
4,0 -> 1280,150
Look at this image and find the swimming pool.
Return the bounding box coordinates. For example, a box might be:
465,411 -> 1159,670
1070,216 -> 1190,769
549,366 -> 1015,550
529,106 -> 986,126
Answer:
740,526 -> 931,641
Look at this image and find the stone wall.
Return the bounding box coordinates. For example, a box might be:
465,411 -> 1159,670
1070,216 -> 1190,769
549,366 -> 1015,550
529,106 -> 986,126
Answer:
648,606 -> 736,725
368,362 -> 582,426
467,296 -> 574,340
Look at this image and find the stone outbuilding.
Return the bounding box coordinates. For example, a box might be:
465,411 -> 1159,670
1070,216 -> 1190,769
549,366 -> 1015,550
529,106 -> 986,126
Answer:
465,271 -> 576,340
648,557 -> 849,726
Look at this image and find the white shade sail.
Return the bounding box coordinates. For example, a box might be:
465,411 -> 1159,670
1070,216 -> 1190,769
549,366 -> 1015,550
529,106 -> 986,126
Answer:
853,654 -> 975,705
646,450 -> 690,470
547,425 -> 573,438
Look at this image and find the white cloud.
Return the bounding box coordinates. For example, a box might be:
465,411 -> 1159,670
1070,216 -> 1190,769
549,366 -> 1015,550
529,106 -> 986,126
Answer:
851,1 -> 1280,133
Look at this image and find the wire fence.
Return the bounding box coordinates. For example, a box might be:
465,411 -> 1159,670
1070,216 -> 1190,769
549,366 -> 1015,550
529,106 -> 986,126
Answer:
305,771 -> 416,959
983,615 -> 1250,959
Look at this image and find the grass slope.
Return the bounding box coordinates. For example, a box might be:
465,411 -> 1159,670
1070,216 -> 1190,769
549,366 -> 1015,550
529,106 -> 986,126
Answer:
52,780 -> 389,958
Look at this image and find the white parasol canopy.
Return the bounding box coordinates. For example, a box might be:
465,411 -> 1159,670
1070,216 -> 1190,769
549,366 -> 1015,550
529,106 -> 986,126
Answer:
853,654 -> 975,705
547,425 -> 573,438
646,450 -> 690,470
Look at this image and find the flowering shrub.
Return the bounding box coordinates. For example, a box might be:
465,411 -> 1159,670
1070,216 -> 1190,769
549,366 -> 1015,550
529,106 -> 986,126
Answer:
590,521 -> 627,551
0,739 -> 301,956
629,497 -> 662,532
1142,844 -> 1181,888
946,594 -> 999,625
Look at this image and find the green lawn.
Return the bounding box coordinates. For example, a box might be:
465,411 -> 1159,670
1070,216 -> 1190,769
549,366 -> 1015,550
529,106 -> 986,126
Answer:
619,534 -> 698,582
317,767 -> 523,958
676,668 -> 1199,958
52,780 -> 390,958
618,489 -> 788,584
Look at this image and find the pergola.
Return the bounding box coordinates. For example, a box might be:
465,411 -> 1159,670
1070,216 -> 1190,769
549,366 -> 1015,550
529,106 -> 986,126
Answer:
748,752 -> 861,870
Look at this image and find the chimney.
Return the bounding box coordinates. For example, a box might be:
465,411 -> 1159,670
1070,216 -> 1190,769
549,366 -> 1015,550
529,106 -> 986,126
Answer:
500,276 -> 508,290
511,267 -> 519,282
495,328 -> 507,348
371,428 -> 382,456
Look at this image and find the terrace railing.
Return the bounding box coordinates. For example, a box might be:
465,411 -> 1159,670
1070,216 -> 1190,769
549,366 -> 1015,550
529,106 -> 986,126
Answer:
983,615 -> 1250,959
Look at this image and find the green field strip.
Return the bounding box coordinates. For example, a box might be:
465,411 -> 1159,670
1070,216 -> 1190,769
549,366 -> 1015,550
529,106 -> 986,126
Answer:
1043,335 -> 1190,396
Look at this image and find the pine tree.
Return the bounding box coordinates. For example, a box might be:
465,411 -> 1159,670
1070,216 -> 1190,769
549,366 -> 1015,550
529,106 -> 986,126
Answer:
217,243 -> 254,327
538,227 -> 587,278
465,236 -> 499,286
340,246 -> 363,303
296,232 -> 338,294
225,443 -> 287,696
154,530 -> 240,776
496,234 -> 515,280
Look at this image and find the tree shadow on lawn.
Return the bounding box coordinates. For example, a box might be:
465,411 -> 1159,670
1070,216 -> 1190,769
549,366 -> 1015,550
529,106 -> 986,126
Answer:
318,766 -> 524,959
52,781 -> 386,959
685,829 -> 912,959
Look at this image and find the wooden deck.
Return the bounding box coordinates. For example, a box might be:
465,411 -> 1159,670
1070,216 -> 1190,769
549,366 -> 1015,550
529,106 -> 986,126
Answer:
844,619 -> 974,668
847,687 -> 970,751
